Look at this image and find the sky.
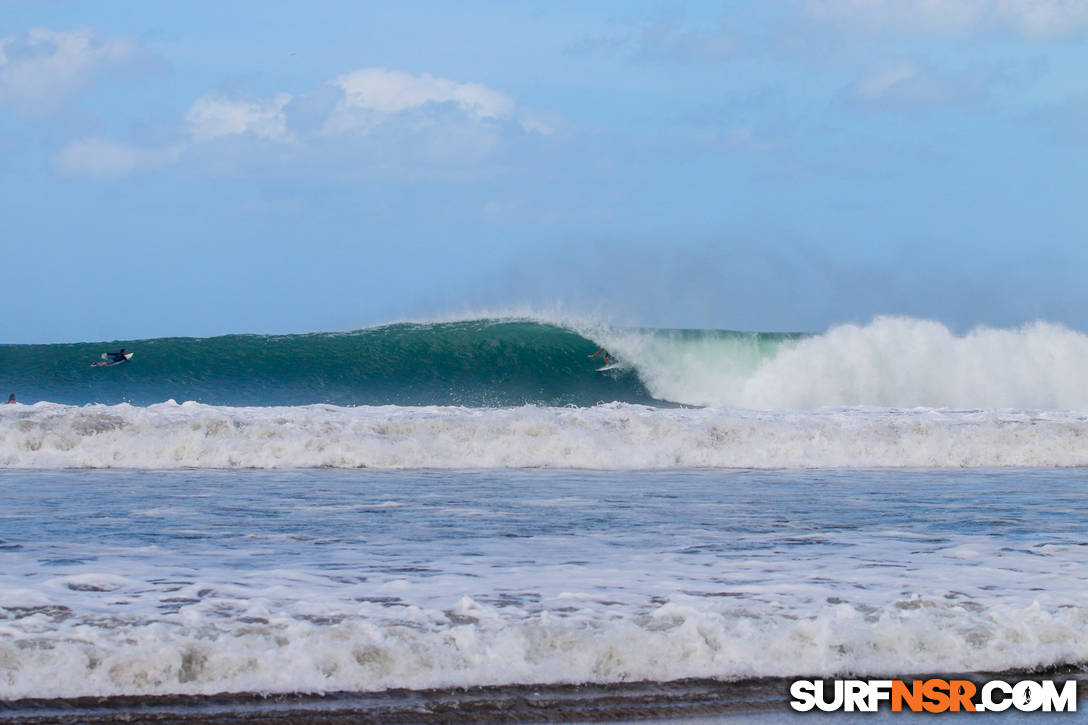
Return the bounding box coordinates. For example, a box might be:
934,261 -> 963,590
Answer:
1,0 -> 1086,343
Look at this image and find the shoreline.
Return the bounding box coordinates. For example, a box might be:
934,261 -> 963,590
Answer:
4,670 -> 1086,724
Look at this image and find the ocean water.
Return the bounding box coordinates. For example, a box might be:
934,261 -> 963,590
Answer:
1,315 -> 1087,720
6,315 -> 1088,411
3,469 -> 1087,699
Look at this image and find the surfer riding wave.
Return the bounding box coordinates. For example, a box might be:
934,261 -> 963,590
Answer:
588,347 -> 616,367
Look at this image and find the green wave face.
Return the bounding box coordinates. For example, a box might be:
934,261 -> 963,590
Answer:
0,320 -> 674,407
6,316 -> 1085,410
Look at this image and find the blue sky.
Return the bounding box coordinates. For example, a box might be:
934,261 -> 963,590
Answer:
2,1 -> 1086,342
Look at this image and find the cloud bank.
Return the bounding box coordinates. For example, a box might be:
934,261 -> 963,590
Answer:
0,27 -> 154,116
56,66 -> 549,178
186,93 -> 293,142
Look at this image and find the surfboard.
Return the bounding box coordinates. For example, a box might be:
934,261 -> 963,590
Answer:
596,363 -> 620,371
91,352 -> 133,367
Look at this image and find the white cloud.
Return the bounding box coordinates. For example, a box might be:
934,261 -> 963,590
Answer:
1005,0 -> 1088,37
0,27 -> 150,115
323,67 -> 517,135
54,137 -> 181,178
846,60 -> 998,108
853,61 -> 932,100
185,93 -> 293,142
517,114 -> 555,136
804,0 -> 1088,39
49,66 -> 548,180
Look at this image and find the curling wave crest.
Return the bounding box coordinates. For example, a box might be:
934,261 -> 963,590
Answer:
590,316 -> 1088,409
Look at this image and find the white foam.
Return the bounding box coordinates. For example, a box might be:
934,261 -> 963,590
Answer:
3,461 -> 1087,699
2,400 -> 1088,469
589,317 -> 1088,409
2,594 -> 1086,699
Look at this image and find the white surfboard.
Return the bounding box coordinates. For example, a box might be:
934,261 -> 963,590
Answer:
91,352 -> 134,367
596,363 -> 620,371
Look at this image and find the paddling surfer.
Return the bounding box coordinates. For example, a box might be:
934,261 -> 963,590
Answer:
91,348 -> 132,367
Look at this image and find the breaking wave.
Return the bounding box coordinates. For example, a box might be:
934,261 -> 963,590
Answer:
3,315 -> 1088,410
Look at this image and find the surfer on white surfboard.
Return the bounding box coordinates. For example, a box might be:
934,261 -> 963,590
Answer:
91,348 -> 133,367
588,347 -> 616,368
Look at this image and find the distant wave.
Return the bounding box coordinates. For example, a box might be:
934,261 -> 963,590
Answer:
3,315 -> 1088,409
3,402 -> 1088,469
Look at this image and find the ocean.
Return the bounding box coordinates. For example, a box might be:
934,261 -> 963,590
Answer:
1,315 -> 1087,722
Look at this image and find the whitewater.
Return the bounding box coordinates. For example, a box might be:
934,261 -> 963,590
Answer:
3,402 -> 1088,469
597,316 -> 1088,410
2,314 -> 1087,718
3,468 -> 1087,703
3,315 -> 1088,470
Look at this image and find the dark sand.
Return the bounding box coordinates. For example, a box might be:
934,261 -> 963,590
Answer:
2,671 -> 1085,724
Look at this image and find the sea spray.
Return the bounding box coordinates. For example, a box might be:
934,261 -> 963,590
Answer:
587,316 -> 1088,409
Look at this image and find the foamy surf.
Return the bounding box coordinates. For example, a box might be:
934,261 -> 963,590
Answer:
587,316 -> 1088,409
2,400 -> 1088,469
3,467 -> 1087,700
3,594 -> 1086,700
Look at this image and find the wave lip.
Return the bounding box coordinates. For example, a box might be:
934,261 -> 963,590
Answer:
589,316 -> 1088,409
3,401 -> 1088,469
